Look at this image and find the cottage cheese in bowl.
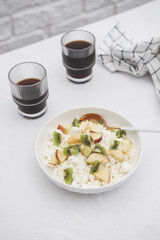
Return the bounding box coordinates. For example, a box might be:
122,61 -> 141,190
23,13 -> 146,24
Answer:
35,108 -> 142,194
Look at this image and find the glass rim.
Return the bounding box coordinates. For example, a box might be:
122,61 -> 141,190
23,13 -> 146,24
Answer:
61,29 -> 96,51
8,61 -> 47,88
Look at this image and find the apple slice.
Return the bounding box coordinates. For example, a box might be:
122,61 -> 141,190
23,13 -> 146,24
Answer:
55,149 -> 67,163
109,150 -> 123,162
80,120 -> 90,133
57,124 -> 71,134
80,145 -> 92,157
90,123 -> 102,133
94,168 -> 111,183
48,152 -> 59,165
90,132 -> 102,143
68,133 -> 81,144
86,153 -> 109,165
79,113 -> 106,127
122,138 -> 133,155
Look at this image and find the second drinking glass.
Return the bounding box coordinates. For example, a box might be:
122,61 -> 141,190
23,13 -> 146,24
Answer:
61,30 -> 96,83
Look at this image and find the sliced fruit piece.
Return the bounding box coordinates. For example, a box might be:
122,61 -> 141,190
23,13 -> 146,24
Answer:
90,160 -> 100,174
55,149 -> 67,163
110,140 -> 120,150
48,152 -> 59,165
80,145 -> 92,157
94,143 -> 107,155
72,145 -> 80,155
94,168 -> 111,183
90,132 -> 102,143
116,129 -> 126,138
57,124 -> 71,134
64,168 -> 73,184
63,146 -> 72,156
109,149 -> 123,162
90,123 -> 102,133
53,131 -> 62,146
79,113 -> 106,127
72,118 -> 80,127
80,134 -> 91,147
86,153 -> 109,165
63,145 -> 80,156
122,138 -> 133,155
68,133 -> 81,144
80,120 -> 90,133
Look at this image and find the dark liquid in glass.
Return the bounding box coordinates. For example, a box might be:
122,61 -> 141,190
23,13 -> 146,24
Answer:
62,40 -> 95,79
18,78 -> 39,85
12,78 -> 48,117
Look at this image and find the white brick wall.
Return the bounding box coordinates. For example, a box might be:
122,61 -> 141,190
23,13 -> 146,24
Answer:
0,17 -> 12,41
0,0 -> 153,54
84,0 -> 110,11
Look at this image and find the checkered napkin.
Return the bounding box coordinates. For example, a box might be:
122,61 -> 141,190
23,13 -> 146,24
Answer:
98,24 -> 160,100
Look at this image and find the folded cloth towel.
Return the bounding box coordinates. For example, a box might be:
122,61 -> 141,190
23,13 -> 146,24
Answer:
98,23 -> 160,100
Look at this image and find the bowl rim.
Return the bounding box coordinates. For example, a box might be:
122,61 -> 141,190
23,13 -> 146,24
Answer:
35,107 -> 143,193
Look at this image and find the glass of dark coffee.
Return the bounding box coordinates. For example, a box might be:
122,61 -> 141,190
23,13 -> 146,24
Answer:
8,62 -> 49,118
61,30 -> 96,83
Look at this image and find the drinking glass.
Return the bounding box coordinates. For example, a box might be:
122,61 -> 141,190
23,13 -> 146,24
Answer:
8,62 -> 49,118
61,30 -> 96,83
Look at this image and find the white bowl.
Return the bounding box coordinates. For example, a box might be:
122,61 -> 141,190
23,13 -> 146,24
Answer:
35,107 -> 143,194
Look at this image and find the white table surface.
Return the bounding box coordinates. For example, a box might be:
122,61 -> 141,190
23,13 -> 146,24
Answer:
1,1 -> 160,239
